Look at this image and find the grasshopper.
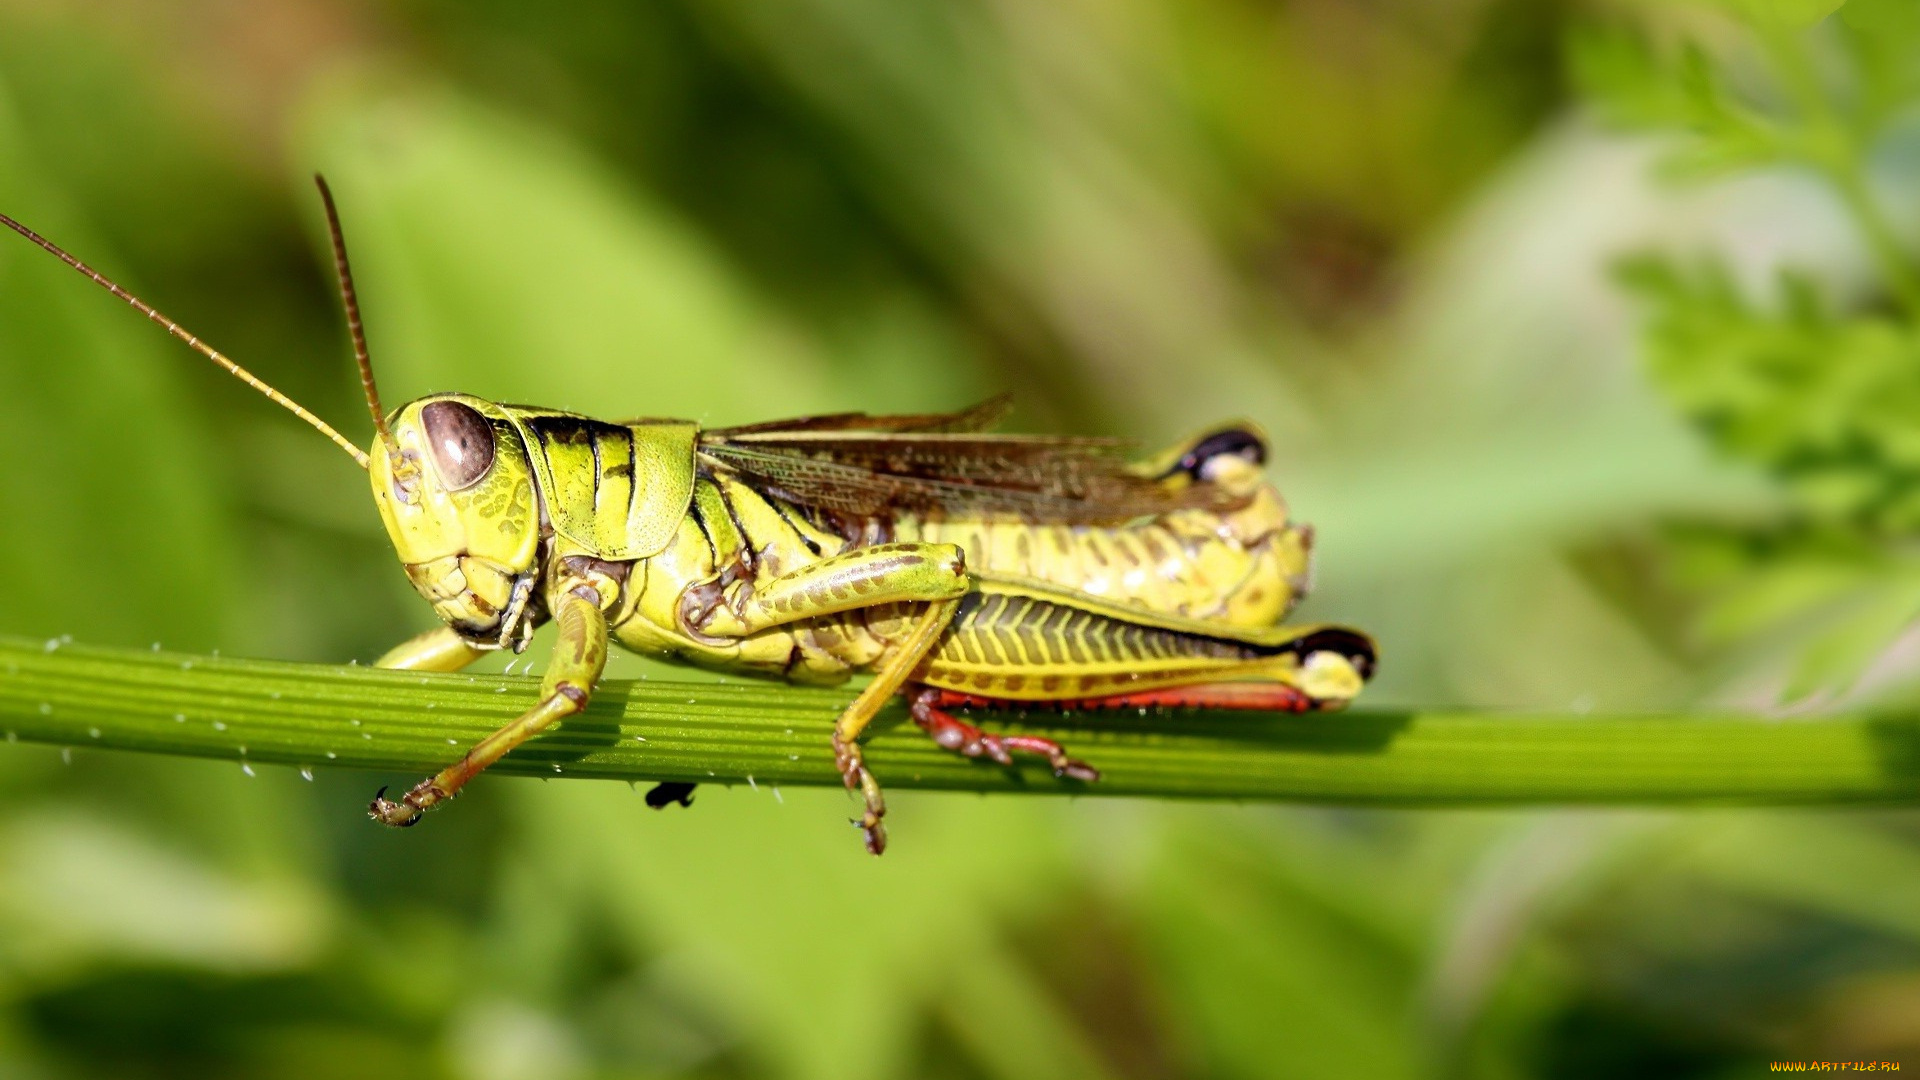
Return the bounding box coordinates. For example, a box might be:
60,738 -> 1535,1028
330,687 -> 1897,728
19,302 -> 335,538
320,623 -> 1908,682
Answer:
1,179 -> 1376,853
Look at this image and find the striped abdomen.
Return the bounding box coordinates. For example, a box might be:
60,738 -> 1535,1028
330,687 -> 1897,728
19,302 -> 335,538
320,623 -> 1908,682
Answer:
918,578 -> 1338,701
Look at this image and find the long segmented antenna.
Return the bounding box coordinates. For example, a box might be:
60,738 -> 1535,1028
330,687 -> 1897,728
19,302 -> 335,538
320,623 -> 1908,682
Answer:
0,209 -> 371,469
313,174 -> 392,455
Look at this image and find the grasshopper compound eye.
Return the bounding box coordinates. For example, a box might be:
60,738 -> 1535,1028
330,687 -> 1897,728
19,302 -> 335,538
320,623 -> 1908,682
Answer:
422,400 -> 495,489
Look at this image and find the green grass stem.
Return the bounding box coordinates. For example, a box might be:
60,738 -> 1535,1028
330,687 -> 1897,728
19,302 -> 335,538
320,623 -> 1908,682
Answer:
3,636 -> 1919,804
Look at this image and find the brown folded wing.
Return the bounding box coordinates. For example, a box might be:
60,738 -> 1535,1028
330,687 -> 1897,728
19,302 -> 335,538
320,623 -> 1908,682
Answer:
698,397 -> 1242,524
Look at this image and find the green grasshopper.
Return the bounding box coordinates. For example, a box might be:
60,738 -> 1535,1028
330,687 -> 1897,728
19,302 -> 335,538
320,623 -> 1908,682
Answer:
1,179 -> 1376,853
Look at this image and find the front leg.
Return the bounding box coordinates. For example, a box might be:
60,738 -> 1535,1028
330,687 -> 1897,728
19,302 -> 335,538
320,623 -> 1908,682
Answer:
370,583 -> 610,827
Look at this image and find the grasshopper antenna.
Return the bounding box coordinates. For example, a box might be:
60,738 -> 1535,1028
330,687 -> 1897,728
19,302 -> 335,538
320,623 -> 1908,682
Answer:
0,208 -> 371,469
312,174 -> 392,457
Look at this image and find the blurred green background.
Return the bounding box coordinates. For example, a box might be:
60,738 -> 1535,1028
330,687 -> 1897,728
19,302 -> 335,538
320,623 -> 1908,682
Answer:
2,0 -> 1919,1076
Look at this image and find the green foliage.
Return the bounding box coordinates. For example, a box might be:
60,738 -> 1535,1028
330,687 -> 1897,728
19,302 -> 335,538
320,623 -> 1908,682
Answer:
1621,260 -> 1920,530
1575,0 -> 1920,177
1571,29 -> 1791,178
1581,0 -> 1920,699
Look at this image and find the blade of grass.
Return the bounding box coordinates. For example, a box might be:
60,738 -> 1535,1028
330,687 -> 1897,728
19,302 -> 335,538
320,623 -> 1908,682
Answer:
1,637 -> 1917,803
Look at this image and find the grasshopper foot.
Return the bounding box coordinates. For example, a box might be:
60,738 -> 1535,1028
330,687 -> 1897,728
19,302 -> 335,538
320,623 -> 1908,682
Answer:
910,689 -> 1100,783
368,782 -> 445,827
832,734 -> 888,855
853,809 -> 886,856
368,786 -> 422,827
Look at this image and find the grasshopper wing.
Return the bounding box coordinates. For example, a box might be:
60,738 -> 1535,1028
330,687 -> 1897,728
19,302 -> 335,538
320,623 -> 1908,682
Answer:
704,393 -> 1014,436
698,398 -> 1244,524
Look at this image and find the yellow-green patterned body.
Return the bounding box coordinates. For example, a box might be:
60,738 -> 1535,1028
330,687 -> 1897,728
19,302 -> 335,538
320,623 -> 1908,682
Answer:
363,391 -> 1374,848
370,396 -> 1362,709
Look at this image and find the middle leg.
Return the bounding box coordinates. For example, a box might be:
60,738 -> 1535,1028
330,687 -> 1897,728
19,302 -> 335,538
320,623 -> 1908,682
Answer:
830,596 -> 961,855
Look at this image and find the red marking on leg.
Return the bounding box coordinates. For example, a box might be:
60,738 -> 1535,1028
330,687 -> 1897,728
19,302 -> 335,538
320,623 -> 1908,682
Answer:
997,735 -> 1099,782
910,688 -> 1098,782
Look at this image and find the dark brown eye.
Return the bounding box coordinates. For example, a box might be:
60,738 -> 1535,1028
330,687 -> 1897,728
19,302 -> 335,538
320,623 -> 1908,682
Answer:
421,400 -> 496,490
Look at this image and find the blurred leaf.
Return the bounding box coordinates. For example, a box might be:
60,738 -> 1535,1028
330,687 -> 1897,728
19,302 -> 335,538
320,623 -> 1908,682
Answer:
935,945 -> 1118,1080
300,81 -> 839,424
513,782 -> 1082,1080
0,81 -> 237,651
1623,257 -> 1920,531
1710,0 -> 1847,30
1419,812 -> 1671,1055
680,0 -> 1326,439
1782,570 -> 1920,700
1680,812 -> 1920,942
1570,28 -> 1788,177
1137,819 -> 1421,1080
1840,0 -> 1920,33
1620,252 -> 1920,699
1839,0 -> 1920,121
443,1000 -> 590,1080
0,811 -> 332,977
1672,526 -> 1883,643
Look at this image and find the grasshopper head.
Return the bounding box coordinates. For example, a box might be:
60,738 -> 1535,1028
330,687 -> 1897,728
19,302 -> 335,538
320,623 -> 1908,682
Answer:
4,179 -> 547,652
371,393 -> 543,650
